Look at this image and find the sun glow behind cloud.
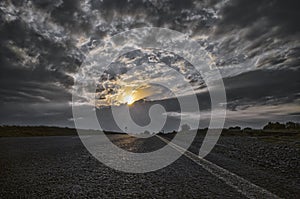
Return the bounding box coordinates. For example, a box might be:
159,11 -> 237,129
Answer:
89,48 -> 207,107
98,82 -> 164,107
123,95 -> 134,105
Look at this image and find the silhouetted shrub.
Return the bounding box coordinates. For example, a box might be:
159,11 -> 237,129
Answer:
229,126 -> 241,130
263,122 -> 286,130
285,121 -> 300,129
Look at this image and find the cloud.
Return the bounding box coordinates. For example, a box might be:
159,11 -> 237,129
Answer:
0,0 -> 299,127
209,0 -> 300,72
217,0 -> 300,37
165,102 -> 300,128
92,49 -> 205,106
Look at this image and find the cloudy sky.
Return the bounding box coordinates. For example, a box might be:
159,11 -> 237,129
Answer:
0,0 -> 299,129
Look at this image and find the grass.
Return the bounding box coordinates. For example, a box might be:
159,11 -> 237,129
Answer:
1,126 -> 300,146
0,126 -> 78,137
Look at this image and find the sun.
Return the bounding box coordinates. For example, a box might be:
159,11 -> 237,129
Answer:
123,95 -> 135,105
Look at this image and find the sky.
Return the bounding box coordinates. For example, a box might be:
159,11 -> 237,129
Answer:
0,0 -> 299,129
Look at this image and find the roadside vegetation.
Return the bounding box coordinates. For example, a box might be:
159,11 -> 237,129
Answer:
0,121 -> 299,138
0,126 -> 77,137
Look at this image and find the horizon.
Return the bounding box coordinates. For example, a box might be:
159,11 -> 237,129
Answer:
2,120 -> 300,131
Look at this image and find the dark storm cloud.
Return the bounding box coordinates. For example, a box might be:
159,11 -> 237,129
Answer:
217,0 -> 300,37
0,0 -> 84,125
223,69 -> 300,109
0,0 -> 299,127
0,101 -> 74,127
211,0 -> 300,70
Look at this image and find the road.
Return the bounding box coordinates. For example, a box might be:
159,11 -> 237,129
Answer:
0,134 -> 299,198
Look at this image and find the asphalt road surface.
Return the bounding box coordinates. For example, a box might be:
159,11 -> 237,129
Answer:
0,134 -> 299,198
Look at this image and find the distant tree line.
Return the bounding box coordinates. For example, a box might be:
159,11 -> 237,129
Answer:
228,126 -> 241,130
263,121 -> 300,130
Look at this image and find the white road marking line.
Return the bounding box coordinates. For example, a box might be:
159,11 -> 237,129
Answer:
157,136 -> 280,199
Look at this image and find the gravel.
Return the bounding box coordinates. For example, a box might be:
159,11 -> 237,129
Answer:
0,134 -> 299,198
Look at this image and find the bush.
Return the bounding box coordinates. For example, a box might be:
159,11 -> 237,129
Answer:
229,126 -> 241,130
263,121 -> 300,130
